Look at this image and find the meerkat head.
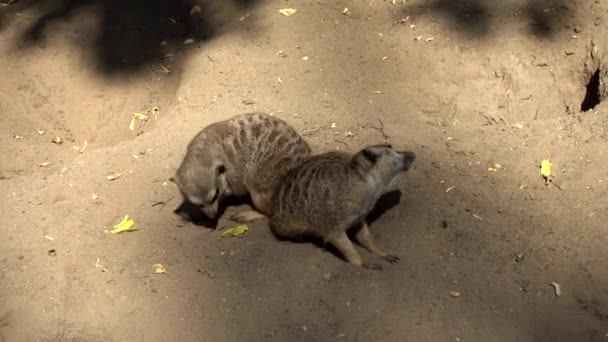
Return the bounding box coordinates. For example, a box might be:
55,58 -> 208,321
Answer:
173,150 -> 230,220
352,144 -> 416,187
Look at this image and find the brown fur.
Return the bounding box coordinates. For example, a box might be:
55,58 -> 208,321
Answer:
174,112 -> 312,221
270,144 -> 416,269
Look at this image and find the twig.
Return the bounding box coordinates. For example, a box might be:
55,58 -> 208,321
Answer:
302,125 -> 321,136
369,118 -> 390,141
334,139 -> 348,147
151,196 -> 174,210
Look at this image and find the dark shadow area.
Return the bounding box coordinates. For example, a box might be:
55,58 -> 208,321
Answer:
4,0 -> 258,74
407,0 -> 491,37
366,189 -> 402,225
399,0 -> 575,39
174,194 -> 257,229
581,68 -> 601,111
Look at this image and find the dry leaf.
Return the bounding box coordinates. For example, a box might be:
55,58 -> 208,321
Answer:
278,8 -> 297,16
79,140 -> 88,153
158,64 -> 170,74
129,118 -> 135,131
133,112 -> 148,121
107,173 -> 122,181
154,263 -> 167,274
550,282 -> 562,296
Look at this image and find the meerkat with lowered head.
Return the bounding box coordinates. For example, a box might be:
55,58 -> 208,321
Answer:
269,144 -> 416,269
173,112 -> 312,224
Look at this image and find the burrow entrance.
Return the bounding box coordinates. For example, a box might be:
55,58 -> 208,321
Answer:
581,68 -> 601,112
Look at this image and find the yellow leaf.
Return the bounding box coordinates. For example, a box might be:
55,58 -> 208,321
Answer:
221,224 -> 249,237
133,112 -> 148,120
540,159 -> 552,178
110,215 -> 137,234
154,263 -> 167,274
278,8 -> 297,16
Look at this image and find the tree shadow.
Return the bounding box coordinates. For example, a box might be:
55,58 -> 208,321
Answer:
400,0 -> 575,39
3,0 -> 258,74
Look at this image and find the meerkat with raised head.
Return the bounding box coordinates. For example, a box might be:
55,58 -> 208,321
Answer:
270,144 -> 416,269
173,112 -> 312,224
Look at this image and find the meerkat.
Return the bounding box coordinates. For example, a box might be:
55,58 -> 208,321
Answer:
269,144 -> 416,269
173,112 -> 312,225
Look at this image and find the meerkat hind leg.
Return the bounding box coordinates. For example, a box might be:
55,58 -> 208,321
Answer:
326,230 -> 382,270
355,223 -> 400,264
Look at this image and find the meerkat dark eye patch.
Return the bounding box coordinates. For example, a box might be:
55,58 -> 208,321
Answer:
361,144 -> 392,162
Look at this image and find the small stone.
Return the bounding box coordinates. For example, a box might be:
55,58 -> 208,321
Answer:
450,291 -> 461,298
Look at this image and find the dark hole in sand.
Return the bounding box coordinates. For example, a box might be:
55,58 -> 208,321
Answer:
581,68 -> 601,112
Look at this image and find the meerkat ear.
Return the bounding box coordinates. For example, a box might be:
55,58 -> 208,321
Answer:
360,144 -> 391,162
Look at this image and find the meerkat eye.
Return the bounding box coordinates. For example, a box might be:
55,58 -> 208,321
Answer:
216,165 -> 226,175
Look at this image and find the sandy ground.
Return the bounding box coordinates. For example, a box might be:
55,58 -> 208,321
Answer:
1,0 -> 608,341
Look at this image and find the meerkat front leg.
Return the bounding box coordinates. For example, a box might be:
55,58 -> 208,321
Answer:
230,210 -> 267,222
354,222 -> 400,264
230,189 -> 272,223
326,230 -> 382,270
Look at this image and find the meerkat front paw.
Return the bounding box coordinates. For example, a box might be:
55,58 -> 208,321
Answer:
382,255 -> 400,264
363,263 -> 383,271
